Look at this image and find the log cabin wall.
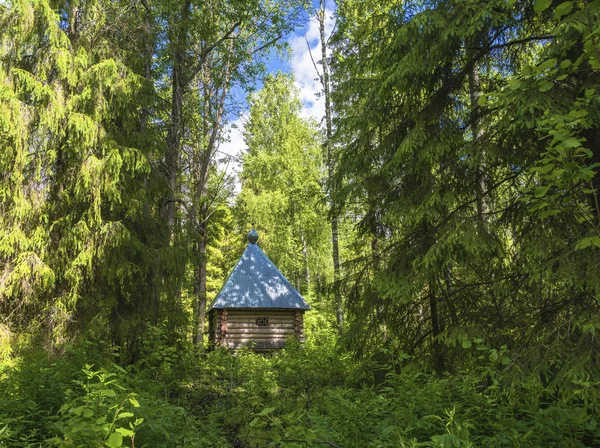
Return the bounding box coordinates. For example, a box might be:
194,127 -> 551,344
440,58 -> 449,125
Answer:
212,309 -> 304,351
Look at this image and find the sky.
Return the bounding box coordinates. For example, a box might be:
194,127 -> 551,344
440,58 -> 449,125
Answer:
217,6 -> 335,188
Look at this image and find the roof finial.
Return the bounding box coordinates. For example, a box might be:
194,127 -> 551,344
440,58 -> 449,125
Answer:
247,228 -> 259,244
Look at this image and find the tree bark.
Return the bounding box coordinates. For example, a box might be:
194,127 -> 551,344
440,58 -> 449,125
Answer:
165,0 -> 191,235
192,56 -> 232,348
428,285 -> 444,376
139,0 -> 159,324
468,52 -> 487,228
68,3 -> 79,40
317,0 -> 344,334
194,229 -> 208,345
302,233 -> 310,294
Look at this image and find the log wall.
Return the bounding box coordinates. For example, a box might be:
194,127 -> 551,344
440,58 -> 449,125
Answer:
211,309 -> 305,351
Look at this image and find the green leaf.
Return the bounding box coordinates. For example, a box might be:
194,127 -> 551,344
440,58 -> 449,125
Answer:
489,350 -> 499,362
117,412 -> 134,419
106,432 -> 123,448
71,406 -> 85,416
249,417 -> 260,427
532,164 -> 555,174
569,109 -> 589,118
534,186 -> 550,197
462,340 -> 472,349
539,58 -> 557,71
576,236 -> 600,249
539,209 -> 561,218
102,389 -> 116,397
560,137 -> 582,149
128,397 -> 140,408
71,422 -> 87,433
538,80 -> 554,92
258,407 -> 275,416
555,2 -> 573,19
534,0 -> 552,13
115,427 -> 134,437
560,59 -> 572,69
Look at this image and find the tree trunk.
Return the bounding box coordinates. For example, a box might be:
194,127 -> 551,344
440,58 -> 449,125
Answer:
372,233 -> 388,341
371,235 -> 380,273
428,285 -> 444,376
68,3 -> 79,40
302,234 -> 310,294
318,0 -> 343,334
140,2 -> 159,324
468,54 -> 487,228
194,229 -> 208,346
165,0 -> 191,235
192,58 -> 232,347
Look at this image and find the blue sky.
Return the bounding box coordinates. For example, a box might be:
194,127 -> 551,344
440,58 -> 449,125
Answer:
218,4 -> 335,182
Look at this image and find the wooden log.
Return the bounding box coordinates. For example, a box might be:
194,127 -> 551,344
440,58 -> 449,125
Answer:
225,339 -> 293,345
227,309 -> 295,314
293,310 -> 301,339
225,328 -> 296,335
225,334 -> 293,340
226,311 -> 295,317
227,322 -> 295,329
220,310 -> 228,345
226,318 -> 295,324
227,329 -> 295,334
212,310 -> 221,345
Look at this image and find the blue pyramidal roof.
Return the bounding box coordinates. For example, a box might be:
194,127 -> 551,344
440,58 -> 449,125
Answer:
210,238 -> 310,310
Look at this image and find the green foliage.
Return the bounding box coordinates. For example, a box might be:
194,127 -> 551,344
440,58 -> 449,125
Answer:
0,343 -> 202,447
0,0 -> 175,355
2,320 -> 600,447
329,0 -> 600,374
236,337 -> 600,448
46,365 -> 143,447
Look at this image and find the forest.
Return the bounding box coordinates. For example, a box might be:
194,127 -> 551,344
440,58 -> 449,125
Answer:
1,0 -> 600,446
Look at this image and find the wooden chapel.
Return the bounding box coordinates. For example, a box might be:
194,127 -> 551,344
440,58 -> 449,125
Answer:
207,229 -> 310,351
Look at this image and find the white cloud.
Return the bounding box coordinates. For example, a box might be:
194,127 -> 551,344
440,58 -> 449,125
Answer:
217,116 -> 246,194
289,8 -> 335,121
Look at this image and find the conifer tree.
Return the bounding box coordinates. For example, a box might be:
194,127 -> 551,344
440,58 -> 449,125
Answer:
330,0 -> 600,372
0,0 -> 162,353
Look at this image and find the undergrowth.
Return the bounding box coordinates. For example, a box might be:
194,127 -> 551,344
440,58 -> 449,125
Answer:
1,314 -> 599,447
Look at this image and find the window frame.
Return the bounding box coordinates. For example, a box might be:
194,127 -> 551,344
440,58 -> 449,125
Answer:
255,317 -> 269,327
